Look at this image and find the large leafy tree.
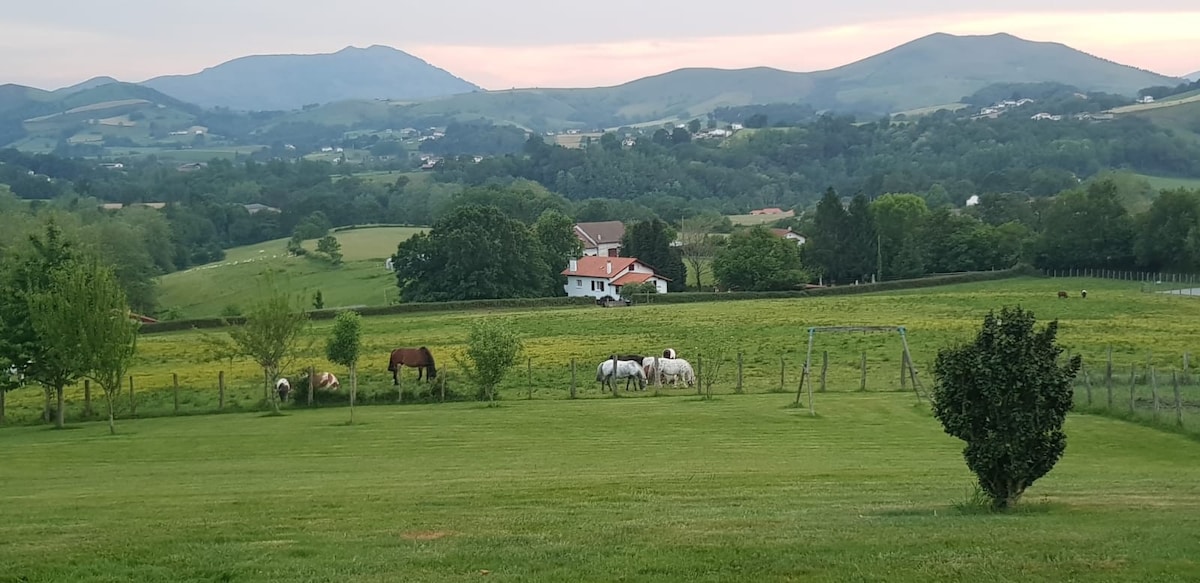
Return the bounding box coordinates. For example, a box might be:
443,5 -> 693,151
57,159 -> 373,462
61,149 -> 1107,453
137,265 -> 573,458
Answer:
932,306 -> 1080,510
392,205 -> 550,302
1134,188 -> 1200,272
843,193 -> 878,282
533,209 -> 583,296
804,188 -> 849,282
620,219 -> 686,292
0,222 -> 81,425
712,226 -> 808,291
52,257 -> 140,435
871,194 -> 930,279
1030,179 -> 1136,270
678,215 -> 721,291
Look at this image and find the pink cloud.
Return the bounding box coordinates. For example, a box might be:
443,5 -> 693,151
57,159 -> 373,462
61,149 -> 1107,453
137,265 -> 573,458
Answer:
412,11 -> 1200,89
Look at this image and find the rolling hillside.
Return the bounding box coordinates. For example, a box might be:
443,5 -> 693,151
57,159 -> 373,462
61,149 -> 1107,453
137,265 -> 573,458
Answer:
307,32 -> 1182,131
1188,71 -> 1200,82
142,45 -> 482,111
157,226 -> 425,319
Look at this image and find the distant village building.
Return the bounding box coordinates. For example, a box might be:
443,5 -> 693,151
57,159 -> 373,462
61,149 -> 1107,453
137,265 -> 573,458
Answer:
769,227 -> 807,246
573,221 -> 625,257
243,203 -> 281,214
562,257 -> 670,299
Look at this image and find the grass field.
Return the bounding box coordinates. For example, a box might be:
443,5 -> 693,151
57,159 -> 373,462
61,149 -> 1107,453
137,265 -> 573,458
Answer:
1136,173 -> 1200,192
726,213 -> 792,226
10,275 -> 1200,427
156,226 -> 424,318
3,391 -> 1200,581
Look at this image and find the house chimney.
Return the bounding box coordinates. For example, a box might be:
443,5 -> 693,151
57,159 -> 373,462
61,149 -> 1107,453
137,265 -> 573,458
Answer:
569,258 -> 578,272
606,260 -> 612,275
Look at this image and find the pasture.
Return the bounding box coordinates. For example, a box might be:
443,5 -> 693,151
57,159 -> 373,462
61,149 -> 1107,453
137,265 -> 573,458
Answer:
156,226 -> 424,318
9,276 -> 1200,427
3,392 -> 1200,581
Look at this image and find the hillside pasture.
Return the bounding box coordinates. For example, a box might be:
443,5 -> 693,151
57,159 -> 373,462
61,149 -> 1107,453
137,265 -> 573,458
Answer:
3,390 -> 1200,581
156,226 -> 423,318
726,212 -> 792,226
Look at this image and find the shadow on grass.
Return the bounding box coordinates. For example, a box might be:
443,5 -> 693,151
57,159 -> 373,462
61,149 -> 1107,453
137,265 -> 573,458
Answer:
258,411 -> 289,418
877,486 -> 1063,519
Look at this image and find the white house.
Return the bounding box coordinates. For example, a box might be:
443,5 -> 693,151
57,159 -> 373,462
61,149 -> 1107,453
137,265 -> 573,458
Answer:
770,227 -> 807,246
573,221 -> 625,257
562,257 -> 670,299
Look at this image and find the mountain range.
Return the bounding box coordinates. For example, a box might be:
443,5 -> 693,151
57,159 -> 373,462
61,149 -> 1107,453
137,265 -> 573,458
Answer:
1188,71 -> 1200,82
0,32 -> 1192,146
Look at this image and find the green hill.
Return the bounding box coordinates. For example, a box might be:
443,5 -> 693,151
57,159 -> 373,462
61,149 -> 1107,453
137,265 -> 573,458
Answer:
141,45 -> 482,112
322,32 -> 1182,131
156,226 -> 424,319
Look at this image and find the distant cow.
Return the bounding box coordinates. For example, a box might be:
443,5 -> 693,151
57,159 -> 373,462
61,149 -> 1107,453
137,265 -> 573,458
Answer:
275,377 -> 291,402
1081,289 -> 1088,299
1057,291 -> 1069,299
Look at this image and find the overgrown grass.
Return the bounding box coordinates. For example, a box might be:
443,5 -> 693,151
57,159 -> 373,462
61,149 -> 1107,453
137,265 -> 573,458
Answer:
2,393 -> 1200,581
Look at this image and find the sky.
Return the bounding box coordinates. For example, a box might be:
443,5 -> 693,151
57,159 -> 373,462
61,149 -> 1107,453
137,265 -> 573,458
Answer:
2,1 -> 1199,90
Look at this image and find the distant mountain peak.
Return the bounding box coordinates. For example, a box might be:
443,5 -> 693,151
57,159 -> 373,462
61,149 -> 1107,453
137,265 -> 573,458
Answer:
55,76 -> 121,94
1187,70 -> 1200,82
140,45 -> 481,111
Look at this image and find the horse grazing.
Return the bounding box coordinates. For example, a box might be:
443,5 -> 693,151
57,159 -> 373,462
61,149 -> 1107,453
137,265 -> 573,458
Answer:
645,357 -> 696,387
597,358 -> 647,392
275,377 -> 292,402
1057,291 -> 1069,299
311,371 -> 340,391
662,348 -> 677,359
615,354 -> 646,365
388,347 -> 438,385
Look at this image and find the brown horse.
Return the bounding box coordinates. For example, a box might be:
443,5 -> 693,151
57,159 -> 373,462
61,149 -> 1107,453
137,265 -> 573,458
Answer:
388,347 -> 437,385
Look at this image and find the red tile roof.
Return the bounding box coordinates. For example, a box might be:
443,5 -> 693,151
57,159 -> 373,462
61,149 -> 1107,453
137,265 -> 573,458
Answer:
610,272 -> 655,286
563,256 -> 637,278
574,221 -> 625,247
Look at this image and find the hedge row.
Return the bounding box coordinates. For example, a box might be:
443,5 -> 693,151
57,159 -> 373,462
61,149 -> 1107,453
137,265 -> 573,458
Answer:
139,266 -> 1037,335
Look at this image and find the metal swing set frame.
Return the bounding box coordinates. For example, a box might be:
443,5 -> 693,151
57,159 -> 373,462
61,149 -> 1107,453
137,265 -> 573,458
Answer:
794,325 -> 927,416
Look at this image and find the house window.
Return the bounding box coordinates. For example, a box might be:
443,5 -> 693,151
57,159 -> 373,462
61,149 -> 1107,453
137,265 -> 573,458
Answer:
576,279 -> 582,287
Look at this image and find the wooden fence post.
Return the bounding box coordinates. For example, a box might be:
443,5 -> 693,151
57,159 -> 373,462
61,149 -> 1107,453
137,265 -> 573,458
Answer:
308,365 -> 316,406
819,351 -> 828,393
1151,367 -> 1160,421
527,357 -> 533,400
84,379 -> 92,418
396,364 -> 403,403
1128,364 -> 1136,413
695,356 -> 703,396
173,373 -> 180,414
1106,346 -> 1113,391
735,352 -> 743,394
859,351 -> 867,392
218,371 -> 225,410
128,376 -> 135,417
1083,367 -> 1093,406
570,359 -> 577,399
440,369 -> 447,403
1185,352 -> 1192,385
779,355 -> 785,393
1173,370 -> 1183,427
900,351 -> 908,393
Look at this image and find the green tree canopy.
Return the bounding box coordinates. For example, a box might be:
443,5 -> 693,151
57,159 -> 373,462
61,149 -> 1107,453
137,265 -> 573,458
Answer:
392,205 -> 550,302
932,306 -> 1080,510
712,226 -> 808,291
620,219 -> 686,292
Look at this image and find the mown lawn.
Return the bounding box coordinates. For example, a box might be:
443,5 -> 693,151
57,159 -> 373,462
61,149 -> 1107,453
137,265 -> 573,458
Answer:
2,393 -> 1199,582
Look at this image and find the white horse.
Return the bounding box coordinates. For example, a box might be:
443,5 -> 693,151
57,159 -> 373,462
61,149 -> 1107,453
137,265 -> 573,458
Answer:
597,358 -> 647,392
644,357 -> 695,387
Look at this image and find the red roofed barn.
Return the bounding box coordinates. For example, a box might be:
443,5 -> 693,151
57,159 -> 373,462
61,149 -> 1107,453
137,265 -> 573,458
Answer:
562,256 -> 671,299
